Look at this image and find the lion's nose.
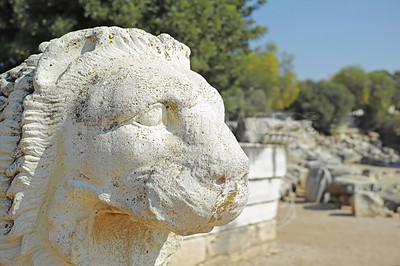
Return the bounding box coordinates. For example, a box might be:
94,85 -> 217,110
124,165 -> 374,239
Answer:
206,124 -> 249,183
178,105 -> 249,182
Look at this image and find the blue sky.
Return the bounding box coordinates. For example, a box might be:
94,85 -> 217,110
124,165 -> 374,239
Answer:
250,0 -> 400,81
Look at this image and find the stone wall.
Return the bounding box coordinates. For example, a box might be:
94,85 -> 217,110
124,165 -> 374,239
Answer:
169,220 -> 276,266
169,143 -> 286,265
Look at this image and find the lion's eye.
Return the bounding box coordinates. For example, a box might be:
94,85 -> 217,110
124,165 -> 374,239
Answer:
134,103 -> 166,127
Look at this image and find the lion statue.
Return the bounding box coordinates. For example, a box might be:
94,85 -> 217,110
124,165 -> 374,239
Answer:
0,27 -> 249,265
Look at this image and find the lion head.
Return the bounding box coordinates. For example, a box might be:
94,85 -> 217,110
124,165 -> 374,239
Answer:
0,27 -> 249,265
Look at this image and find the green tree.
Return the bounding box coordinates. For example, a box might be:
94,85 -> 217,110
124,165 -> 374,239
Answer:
277,51 -> 299,109
289,80 -> 354,134
359,71 -> 396,130
391,71 -> 400,109
223,45 -> 299,118
1,0 -> 278,122
1,0 -> 304,121
332,66 -> 369,109
370,71 -> 400,152
378,114 -> 400,152
0,0 -> 266,91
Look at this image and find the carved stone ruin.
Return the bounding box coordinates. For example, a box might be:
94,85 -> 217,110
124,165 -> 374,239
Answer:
0,27 -> 249,265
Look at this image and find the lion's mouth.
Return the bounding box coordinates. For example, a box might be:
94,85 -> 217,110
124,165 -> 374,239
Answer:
207,172 -> 249,226
163,164 -> 249,228
97,164 -> 249,235
180,172 -> 248,235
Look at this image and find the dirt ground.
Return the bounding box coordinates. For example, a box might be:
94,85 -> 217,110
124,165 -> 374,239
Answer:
252,196 -> 400,266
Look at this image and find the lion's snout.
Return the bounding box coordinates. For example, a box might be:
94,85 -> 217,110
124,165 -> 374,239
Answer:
199,123 -> 250,226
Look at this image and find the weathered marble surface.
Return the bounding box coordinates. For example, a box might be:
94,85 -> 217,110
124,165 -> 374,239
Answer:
0,27 -> 249,265
169,143 -> 288,266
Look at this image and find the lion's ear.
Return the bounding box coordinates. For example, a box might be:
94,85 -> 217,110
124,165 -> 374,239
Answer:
34,29 -> 98,93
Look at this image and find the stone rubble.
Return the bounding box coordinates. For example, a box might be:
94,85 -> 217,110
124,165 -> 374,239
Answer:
230,117 -> 400,217
304,163 -> 332,203
232,117 -> 400,218
328,175 -> 378,205
350,191 -> 385,217
379,183 -> 400,212
288,131 -> 400,167
285,120 -> 400,217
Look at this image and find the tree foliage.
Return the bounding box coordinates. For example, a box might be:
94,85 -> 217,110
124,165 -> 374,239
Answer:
12,0 -> 399,135
222,46 -> 299,119
289,80 -> 354,134
1,0 -> 303,120
391,71 -> 400,109
378,114 -> 400,152
1,0 -> 304,121
332,66 -> 369,109
373,72 -> 400,152
290,66 -> 399,134
0,0 -> 266,90
358,71 -> 396,130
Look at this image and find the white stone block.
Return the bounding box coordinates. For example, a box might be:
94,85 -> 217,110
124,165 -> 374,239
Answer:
351,191 -> 384,217
212,201 -> 278,232
242,145 -> 274,179
248,178 -> 282,205
168,237 -> 206,266
241,144 -> 287,179
275,147 -> 287,177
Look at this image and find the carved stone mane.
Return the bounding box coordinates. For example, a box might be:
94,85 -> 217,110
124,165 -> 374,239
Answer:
0,27 -> 249,265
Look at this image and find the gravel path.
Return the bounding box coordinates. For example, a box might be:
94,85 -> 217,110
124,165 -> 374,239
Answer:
252,198 -> 400,266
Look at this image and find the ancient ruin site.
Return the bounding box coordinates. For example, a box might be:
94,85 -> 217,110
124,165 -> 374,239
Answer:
1,1 -> 399,265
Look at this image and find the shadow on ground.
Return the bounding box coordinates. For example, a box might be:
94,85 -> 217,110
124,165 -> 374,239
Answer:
329,212 -> 354,217
303,203 -> 338,211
